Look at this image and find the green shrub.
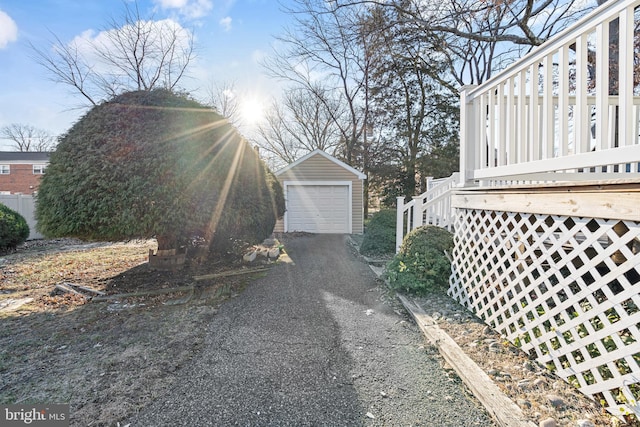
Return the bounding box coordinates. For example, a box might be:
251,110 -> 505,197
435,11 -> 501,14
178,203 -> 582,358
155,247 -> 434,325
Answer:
360,209 -> 396,256
0,204 -> 29,252
385,225 -> 453,295
35,89 -> 284,256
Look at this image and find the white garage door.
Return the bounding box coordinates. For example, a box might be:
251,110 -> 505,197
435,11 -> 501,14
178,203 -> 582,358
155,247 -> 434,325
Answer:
286,185 -> 349,233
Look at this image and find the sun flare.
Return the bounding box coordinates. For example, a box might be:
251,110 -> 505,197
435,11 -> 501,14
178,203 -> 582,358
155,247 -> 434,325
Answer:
239,96 -> 266,126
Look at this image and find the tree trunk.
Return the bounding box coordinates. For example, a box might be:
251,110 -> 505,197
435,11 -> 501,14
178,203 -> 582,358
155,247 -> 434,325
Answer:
150,234 -> 185,270
156,235 -> 177,254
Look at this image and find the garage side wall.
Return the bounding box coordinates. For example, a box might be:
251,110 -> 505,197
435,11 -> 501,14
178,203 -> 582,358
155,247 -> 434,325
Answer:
273,154 -> 363,234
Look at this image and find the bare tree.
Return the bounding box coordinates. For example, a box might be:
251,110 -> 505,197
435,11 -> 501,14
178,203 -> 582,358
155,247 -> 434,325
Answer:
256,87 -> 343,167
30,1 -> 195,106
0,124 -> 57,152
263,0 -> 370,165
332,0 -> 596,85
203,81 -> 241,125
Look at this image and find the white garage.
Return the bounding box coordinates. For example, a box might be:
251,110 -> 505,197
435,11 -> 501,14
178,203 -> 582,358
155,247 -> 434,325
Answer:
273,150 -> 366,234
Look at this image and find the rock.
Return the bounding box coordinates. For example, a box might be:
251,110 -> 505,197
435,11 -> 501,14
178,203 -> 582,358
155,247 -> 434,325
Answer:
523,361 -> 537,372
517,379 -> 531,389
517,398 -> 532,408
243,250 -> 257,262
380,391 -> 387,398
576,420 -> 595,427
365,412 -> 375,419
487,368 -> 499,376
483,325 -> 493,335
268,247 -> 280,259
539,418 -> 557,427
533,378 -> 547,387
262,237 -> 276,246
547,394 -> 565,409
488,342 -> 501,352
432,312 -> 442,320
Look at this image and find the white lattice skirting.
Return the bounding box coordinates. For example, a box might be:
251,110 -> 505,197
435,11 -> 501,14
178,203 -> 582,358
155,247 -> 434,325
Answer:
449,209 -> 640,418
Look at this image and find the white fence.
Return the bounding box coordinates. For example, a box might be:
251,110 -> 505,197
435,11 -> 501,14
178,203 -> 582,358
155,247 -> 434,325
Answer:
0,194 -> 42,240
395,173 -> 459,252
459,0 -> 640,187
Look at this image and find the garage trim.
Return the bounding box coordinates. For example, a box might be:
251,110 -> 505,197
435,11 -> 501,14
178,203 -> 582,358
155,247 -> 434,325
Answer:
283,180 -> 353,234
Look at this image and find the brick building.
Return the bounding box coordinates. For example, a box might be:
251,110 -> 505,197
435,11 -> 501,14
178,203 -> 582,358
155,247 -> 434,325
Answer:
0,152 -> 51,194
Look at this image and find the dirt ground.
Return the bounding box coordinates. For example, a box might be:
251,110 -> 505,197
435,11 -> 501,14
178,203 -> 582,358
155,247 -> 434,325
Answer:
0,238 -> 274,427
349,234 -> 635,427
3,236 -> 636,427
411,292 -> 631,427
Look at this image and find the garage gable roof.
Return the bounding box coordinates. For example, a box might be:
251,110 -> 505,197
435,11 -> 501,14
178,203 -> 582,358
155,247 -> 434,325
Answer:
275,149 -> 366,179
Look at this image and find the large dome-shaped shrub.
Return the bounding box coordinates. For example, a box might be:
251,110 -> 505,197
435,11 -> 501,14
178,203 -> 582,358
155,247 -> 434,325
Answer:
36,89 -> 284,254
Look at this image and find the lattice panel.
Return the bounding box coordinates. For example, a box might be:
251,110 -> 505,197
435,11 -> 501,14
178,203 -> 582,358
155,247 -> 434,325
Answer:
449,209 -> 640,419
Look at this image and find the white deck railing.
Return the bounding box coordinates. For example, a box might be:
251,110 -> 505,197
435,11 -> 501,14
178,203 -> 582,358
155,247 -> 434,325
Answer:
460,0 -> 640,187
395,173 -> 459,252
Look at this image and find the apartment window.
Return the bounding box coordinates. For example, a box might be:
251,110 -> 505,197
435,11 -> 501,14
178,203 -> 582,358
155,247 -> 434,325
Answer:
0,165 -> 9,175
33,164 -> 46,174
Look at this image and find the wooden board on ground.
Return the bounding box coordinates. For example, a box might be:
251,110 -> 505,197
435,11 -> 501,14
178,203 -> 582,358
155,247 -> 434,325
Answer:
398,294 -> 537,427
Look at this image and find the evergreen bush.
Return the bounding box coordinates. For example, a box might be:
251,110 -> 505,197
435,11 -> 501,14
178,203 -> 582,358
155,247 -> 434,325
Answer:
360,209 -> 396,256
36,89 -> 284,255
0,204 -> 29,252
385,225 -> 453,295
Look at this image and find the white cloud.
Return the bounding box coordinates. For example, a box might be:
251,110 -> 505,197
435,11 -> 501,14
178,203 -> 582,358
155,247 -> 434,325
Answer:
219,16 -> 232,32
0,9 -> 18,49
153,0 -> 213,19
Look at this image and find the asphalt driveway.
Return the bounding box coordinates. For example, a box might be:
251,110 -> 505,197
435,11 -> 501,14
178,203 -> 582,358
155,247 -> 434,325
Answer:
127,234 -> 495,426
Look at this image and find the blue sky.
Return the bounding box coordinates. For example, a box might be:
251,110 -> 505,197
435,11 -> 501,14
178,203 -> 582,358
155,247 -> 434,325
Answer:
0,0 -> 294,149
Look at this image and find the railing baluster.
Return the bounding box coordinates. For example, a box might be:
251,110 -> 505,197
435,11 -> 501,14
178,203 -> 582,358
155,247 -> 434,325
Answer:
575,34 -> 589,155
558,44 -> 569,158
529,63 -> 540,161
596,21 -> 610,153
488,84 -> 496,168
507,77 -> 516,165
498,82 -> 506,166
518,69 -> 527,163
618,5 -> 634,148
543,54 -> 554,160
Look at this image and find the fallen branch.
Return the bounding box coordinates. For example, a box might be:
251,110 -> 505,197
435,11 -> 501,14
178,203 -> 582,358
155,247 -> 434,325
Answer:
91,285 -> 194,302
193,266 -> 272,281
52,283 -> 88,298
62,282 -> 105,296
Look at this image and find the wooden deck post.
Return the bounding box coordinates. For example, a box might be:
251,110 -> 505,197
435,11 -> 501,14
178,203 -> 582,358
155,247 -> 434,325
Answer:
459,85 -> 477,188
396,196 -> 405,253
